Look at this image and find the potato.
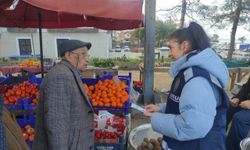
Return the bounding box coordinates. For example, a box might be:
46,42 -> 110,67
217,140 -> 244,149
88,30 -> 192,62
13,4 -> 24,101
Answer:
157,137 -> 163,143
142,141 -> 148,149
137,144 -> 142,150
150,139 -> 157,145
154,146 -> 162,150
147,143 -> 154,150
138,137 -> 163,150
144,138 -> 149,143
154,140 -> 160,146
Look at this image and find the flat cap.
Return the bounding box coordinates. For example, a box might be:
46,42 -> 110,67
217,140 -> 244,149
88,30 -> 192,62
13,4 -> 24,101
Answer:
58,39 -> 91,57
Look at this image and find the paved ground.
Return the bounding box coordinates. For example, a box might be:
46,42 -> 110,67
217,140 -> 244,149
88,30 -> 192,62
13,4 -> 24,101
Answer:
119,70 -> 249,149
119,70 -> 249,129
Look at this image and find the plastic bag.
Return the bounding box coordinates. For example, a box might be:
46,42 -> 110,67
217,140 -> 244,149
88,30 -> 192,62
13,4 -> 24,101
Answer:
130,87 -> 140,103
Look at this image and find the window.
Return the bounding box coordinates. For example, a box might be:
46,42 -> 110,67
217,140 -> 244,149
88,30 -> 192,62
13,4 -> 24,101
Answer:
56,38 -> 69,57
18,38 -> 32,55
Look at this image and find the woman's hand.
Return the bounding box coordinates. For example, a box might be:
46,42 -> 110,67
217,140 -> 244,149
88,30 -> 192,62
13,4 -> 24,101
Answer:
143,104 -> 160,117
144,104 -> 160,112
239,100 -> 250,109
230,98 -> 240,107
144,111 -> 153,117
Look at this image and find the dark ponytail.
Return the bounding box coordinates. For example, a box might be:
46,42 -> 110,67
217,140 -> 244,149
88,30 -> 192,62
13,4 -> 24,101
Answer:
188,22 -> 210,50
168,22 -> 210,51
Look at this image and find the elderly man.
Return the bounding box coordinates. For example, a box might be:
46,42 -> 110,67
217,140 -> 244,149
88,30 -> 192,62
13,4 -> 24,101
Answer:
33,39 -> 94,150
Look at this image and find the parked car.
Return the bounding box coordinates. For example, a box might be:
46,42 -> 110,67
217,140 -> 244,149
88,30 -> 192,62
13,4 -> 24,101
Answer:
115,45 -> 122,52
123,46 -> 130,51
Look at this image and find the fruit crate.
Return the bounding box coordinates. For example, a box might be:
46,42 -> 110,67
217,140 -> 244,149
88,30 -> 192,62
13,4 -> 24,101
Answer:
90,100 -> 131,115
82,72 -> 132,115
0,74 -> 42,89
94,135 -> 126,150
16,112 -> 35,149
1,74 -> 42,111
133,80 -> 143,94
4,98 -> 33,111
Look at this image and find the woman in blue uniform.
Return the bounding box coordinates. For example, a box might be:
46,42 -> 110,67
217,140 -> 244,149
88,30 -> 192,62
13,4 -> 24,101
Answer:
144,22 -> 229,150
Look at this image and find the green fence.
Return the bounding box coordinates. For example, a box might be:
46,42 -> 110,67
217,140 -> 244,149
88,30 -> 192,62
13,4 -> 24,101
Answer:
223,60 -> 250,68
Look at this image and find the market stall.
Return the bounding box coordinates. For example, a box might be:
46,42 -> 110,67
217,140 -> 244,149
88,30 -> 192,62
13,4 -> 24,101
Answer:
0,0 -> 144,148
0,71 -> 134,149
0,0 -> 143,77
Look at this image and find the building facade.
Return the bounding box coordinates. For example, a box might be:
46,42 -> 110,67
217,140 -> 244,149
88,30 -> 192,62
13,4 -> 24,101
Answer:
0,28 -> 112,59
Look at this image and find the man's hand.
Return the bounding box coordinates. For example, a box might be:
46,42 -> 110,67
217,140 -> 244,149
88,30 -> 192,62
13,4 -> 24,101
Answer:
239,100 -> 250,109
230,98 -> 240,107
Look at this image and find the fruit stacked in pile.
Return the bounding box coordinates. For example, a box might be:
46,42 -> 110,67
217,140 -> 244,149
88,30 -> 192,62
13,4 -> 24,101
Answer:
94,116 -> 126,144
19,60 -> 40,67
137,137 -> 163,150
83,79 -> 129,108
3,81 -> 39,105
21,125 -> 35,142
133,80 -> 143,94
133,81 -> 143,87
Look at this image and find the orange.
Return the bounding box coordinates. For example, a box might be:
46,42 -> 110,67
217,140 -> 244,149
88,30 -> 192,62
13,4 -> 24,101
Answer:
117,102 -> 123,108
89,85 -> 94,91
92,101 -> 98,106
111,101 -> 116,107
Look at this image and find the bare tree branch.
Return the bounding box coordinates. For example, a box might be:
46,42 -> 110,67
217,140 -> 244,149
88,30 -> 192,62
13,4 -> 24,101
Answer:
185,12 -> 196,21
156,5 -> 182,12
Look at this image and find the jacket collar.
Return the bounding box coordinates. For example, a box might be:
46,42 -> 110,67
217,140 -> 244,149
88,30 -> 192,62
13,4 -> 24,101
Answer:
60,59 -> 94,111
60,59 -> 78,72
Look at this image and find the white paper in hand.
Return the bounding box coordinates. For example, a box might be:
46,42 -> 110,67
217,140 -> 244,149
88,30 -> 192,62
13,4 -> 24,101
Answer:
131,103 -> 145,113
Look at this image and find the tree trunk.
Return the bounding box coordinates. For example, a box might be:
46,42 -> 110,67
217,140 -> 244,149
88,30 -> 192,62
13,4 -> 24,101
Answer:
228,0 -> 242,60
179,0 -> 187,28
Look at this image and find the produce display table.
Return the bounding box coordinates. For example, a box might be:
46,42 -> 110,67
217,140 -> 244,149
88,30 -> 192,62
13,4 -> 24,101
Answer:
0,66 -> 40,74
81,66 -> 119,78
0,65 -> 51,75
1,72 -> 132,150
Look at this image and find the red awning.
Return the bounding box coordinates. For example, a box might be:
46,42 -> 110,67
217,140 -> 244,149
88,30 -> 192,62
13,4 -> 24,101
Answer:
0,0 -> 143,30
24,0 -> 143,21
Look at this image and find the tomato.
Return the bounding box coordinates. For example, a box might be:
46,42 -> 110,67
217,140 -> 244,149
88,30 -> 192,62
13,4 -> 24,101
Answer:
26,127 -> 35,135
24,125 -> 32,130
28,134 -> 34,141
22,132 -> 29,141
3,100 -> 10,104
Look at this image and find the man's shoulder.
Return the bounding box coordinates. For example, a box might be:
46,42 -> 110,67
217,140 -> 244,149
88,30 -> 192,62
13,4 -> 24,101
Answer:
46,63 -> 73,79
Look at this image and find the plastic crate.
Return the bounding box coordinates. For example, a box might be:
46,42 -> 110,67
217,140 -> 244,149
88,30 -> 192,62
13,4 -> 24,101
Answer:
0,74 -> 31,87
4,98 -> 23,110
16,112 -> 35,149
23,98 -> 37,110
82,72 -> 132,115
0,77 -> 5,82
0,74 -> 41,88
94,136 -> 126,150
90,100 -> 131,115
2,74 -> 41,110
16,97 -> 36,149
16,113 -> 35,128
8,54 -> 40,60
4,97 -> 37,111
